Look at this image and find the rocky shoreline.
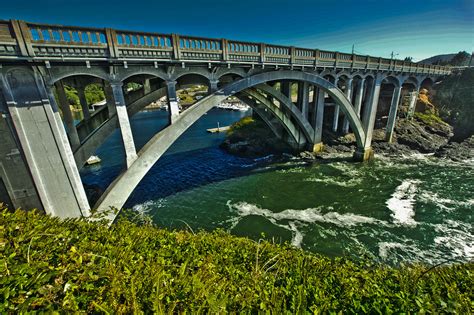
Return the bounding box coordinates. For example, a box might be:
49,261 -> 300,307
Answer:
222,115 -> 474,163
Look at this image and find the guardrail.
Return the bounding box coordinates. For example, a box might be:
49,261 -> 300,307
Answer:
0,19 -> 451,75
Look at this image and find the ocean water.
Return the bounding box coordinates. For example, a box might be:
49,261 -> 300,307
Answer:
81,109 -> 474,265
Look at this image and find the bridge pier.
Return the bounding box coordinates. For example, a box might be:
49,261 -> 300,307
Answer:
55,81 -> 81,150
385,85 -> 402,142
0,67 -> 90,218
341,78 -> 353,134
407,85 -> 420,118
298,82 -> 309,119
312,86 -> 325,152
353,78 -> 365,118
356,76 -> 382,161
104,81 -> 117,118
332,77 -> 340,132
166,81 -> 180,124
77,85 -> 91,120
111,82 -> 138,168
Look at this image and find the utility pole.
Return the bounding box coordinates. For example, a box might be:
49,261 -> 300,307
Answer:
352,44 -> 355,54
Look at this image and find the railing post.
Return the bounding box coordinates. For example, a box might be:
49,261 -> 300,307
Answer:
260,43 -> 266,64
378,57 -> 382,70
105,28 -> 119,58
9,20 -> 29,57
351,53 -> 356,69
16,20 -> 35,57
334,52 -> 339,68
222,39 -> 228,62
171,34 -> 181,60
314,49 -> 319,67
290,46 -> 296,66
366,56 -> 370,70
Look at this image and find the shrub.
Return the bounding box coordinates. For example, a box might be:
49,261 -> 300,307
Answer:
1,208 -> 472,313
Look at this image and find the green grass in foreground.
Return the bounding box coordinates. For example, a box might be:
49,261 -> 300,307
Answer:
1,208 -> 473,313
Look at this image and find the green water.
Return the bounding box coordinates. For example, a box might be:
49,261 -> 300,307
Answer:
137,154 -> 473,265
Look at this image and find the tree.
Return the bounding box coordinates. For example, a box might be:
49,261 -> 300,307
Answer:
404,56 -> 413,62
449,51 -> 470,66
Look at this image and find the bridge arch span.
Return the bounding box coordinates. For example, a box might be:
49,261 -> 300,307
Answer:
95,70 -> 366,218
48,67 -> 110,85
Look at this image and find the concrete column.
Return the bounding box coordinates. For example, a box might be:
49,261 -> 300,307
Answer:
103,81 -> 117,118
111,83 -> 138,168
312,87 -> 325,152
166,81 -> 180,124
407,86 -> 420,118
385,85 -> 403,143
77,86 -> 90,120
299,81 -> 309,119
44,83 -> 91,216
341,78 -> 354,134
281,81 -> 291,99
143,78 -> 151,95
354,77 -> 382,161
353,78 -> 366,117
332,77 -> 340,132
209,80 -> 219,93
55,81 -> 80,150
0,68 -> 92,218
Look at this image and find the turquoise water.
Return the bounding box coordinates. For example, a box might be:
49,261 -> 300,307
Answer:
81,109 -> 474,265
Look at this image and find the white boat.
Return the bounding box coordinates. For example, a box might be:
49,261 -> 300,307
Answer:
86,155 -> 101,165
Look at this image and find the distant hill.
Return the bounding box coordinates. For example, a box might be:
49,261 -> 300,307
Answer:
419,51 -> 473,66
419,54 -> 456,65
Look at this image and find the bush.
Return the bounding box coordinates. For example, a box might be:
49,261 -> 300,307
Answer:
1,208 -> 472,313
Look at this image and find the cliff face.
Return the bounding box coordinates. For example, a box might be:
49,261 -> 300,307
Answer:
434,68 -> 474,141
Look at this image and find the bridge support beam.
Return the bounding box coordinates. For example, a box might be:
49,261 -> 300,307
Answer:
298,82 -> 309,119
56,81 -> 80,150
312,86 -> 325,152
356,76 -> 382,161
77,86 -> 91,120
385,85 -> 402,143
281,81 -> 291,99
341,78 -> 353,134
0,67 -> 90,218
104,81 -> 117,118
111,82 -> 138,168
407,85 -> 420,118
353,78 -> 365,118
332,77 -> 340,132
166,81 -> 180,124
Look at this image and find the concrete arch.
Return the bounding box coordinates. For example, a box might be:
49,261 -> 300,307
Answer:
172,68 -> 211,81
216,68 -> 247,80
242,89 -> 305,147
73,87 -> 167,168
95,70 -> 366,218
402,76 -> 420,88
48,67 -> 110,84
117,68 -> 168,83
382,75 -> 401,87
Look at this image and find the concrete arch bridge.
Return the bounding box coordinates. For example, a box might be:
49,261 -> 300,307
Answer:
0,20 -> 450,219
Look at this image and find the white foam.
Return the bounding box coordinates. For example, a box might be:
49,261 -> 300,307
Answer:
227,201 -> 384,228
304,176 -> 362,187
386,179 -> 421,226
418,191 -> 474,211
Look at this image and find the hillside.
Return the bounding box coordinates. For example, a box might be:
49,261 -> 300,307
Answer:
419,51 -> 472,66
1,208 -> 473,313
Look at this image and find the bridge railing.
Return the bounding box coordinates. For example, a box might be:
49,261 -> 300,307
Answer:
0,19 -> 451,75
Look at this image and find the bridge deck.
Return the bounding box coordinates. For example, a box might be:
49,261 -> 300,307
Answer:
0,19 -> 450,75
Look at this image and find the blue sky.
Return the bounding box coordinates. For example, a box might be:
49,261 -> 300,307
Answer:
2,0 -> 473,61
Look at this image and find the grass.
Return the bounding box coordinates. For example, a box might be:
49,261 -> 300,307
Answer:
414,111 -> 449,126
1,207 -> 473,313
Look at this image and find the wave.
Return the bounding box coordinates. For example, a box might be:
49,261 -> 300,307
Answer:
386,179 -> 421,226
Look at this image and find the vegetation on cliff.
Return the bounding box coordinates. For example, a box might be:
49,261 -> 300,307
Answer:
1,208 -> 473,313
434,68 -> 474,140
221,116 -> 293,157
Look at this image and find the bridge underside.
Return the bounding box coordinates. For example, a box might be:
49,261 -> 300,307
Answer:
0,60 -> 442,220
